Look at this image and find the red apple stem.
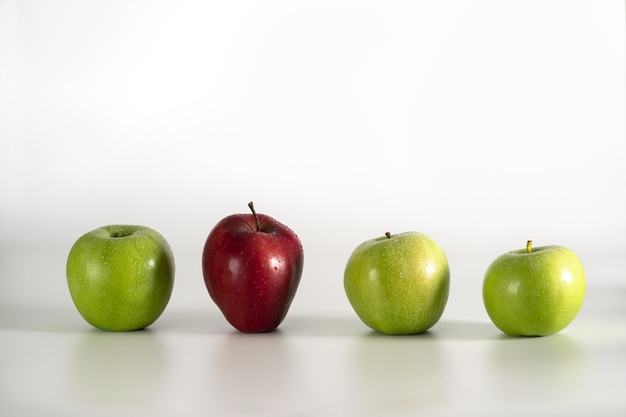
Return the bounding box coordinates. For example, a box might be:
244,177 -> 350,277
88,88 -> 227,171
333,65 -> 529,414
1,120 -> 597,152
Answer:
526,240 -> 533,253
248,201 -> 261,232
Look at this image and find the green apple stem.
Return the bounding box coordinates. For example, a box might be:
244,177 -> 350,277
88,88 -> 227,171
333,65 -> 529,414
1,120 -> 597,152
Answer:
385,232 -> 391,239
248,201 -> 261,232
526,240 -> 533,253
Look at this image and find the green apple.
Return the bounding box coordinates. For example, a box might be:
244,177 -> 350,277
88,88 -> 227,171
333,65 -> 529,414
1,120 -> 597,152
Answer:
66,225 -> 175,331
344,232 -> 450,335
482,240 -> 585,337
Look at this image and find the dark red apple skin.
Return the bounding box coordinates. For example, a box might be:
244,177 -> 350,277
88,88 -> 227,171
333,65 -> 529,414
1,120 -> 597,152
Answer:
202,210 -> 304,333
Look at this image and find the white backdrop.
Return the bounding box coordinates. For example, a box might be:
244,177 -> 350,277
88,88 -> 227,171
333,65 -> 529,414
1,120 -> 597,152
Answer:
1,1 -> 625,316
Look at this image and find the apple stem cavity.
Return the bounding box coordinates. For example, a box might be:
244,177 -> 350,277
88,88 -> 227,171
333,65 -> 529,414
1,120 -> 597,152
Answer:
385,232 -> 391,239
248,201 -> 262,232
526,240 -> 533,253
111,230 -> 131,238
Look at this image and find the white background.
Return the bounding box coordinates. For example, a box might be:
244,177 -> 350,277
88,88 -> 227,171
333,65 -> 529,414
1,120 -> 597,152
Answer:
1,1 -> 625,416
2,0 -> 625,315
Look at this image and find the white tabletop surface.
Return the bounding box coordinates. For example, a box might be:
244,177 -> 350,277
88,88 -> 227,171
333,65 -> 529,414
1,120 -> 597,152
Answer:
1,246 -> 625,417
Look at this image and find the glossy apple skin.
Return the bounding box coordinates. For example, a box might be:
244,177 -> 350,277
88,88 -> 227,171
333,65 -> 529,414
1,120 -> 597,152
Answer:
66,225 -> 175,331
344,232 -> 450,335
482,245 -> 586,336
202,211 -> 304,333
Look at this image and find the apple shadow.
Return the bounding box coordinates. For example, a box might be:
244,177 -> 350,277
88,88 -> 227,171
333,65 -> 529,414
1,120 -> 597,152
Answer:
427,319 -> 503,341
0,304 -> 203,334
0,304 -> 88,333
278,316 -> 503,341
154,309 -> 300,336
0,304 -> 504,341
154,311 -> 367,337
152,308 -> 236,334
279,315 -> 366,337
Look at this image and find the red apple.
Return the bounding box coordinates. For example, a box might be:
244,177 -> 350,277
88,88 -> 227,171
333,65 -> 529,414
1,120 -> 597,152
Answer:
202,202 -> 304,333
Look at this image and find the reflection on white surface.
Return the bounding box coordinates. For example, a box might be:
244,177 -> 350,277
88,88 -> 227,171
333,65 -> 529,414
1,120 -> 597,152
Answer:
486,333 -> 588,403
206,333 -> 301,415
67,330 -> 170,410
346,333 -> 448,415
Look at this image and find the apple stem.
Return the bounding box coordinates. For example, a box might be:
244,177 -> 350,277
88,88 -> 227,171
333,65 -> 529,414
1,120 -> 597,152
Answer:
526,240 -> 533,253
385,232 -> 391,239
248,201 -> 261,232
